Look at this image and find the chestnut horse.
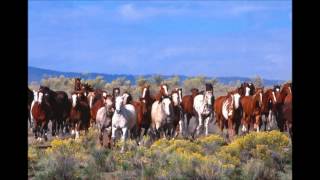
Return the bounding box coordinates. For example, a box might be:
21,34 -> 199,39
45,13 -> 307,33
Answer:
69,91 -> 91,139
214,90 -> 241,139
31,90 -> 49,141
280,83 -> 292,137
181,88 -> 199,136
261,89 -> 278,131
239,88 -> 264,134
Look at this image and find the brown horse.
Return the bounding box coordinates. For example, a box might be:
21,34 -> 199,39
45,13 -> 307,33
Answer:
31,91 -> 49,141
155,84 -> 169,101
170,88 -> 183,137
237,82 -> 255,96
239,88 -> 264,134
261,89 -> 278,131
214,90 -> 241,139
181,88 -> 199,135
139,85 -> 155,137
280,83 -> 292,137
69,91 -> 91,139
39,86 -> 70,136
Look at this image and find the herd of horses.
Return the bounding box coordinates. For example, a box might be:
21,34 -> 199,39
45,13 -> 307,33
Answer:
28,78 -> 292,151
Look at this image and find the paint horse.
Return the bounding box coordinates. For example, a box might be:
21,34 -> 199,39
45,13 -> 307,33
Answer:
192,83 -> 215,138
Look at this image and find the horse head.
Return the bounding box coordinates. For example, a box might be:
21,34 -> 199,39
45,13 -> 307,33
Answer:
115,95 -> 124,113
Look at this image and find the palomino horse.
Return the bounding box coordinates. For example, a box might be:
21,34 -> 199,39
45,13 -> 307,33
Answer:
150,95 -> 175,140
214,90 -> 241,139
261,89 -> 278,131
171,88 -> 184,137
96,95 -> 114,147
31,90 -> 49,141
111,95 -> 137,152
39,86 -> 70,137
239,88 -> 264,134
69,91 -> 91,139
181,88 -> 199,135
192,84 -> 215,138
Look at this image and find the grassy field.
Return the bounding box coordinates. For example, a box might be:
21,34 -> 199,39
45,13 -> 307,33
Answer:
28,126 -> 292,180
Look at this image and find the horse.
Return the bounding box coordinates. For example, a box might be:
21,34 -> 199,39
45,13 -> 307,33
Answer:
261,89 -> 278,131
31,90 -> 49,141
181,88 -> 199,135
155,84 -> 169,101
281,83 -> 292,137
214,90 -> 241,139
150,95 -> 175,140
239,88 -> 264,134
88,90 -> 108,126
170,88 -> 184,138
39,86 -> 70,137
192,83 -> 215,138
138,85 -> 155,137
122,91 -> 133,105
28,88 -> 34,128
74,78 -> 82,91
277,83 -> 292,137
238,82 -> 255,96
111,95 -> 137,152
69,91 -> 91,139
96,95 -> 114,147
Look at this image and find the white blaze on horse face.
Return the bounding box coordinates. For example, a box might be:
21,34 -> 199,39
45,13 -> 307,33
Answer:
89,95 -> 93,108
272,91 -> 277,103
245,87 -> 250,96
233,93 -> 240,109
122,93 -> 129,104
172,93 -> 179,106
72,94 -> 77,107
162,98 -> 171,115
142,87 -> 147,98
288,87 -> 292,94
178,89 -> 182,102
84,92 -> 87,97
115,96 -> 123,112
205,91 -> 213,105
259,93 -> 263,106
103,92 -> 107,98
33,90 -> 38,102
38,92 -> 43,103
276,88 -> 280,92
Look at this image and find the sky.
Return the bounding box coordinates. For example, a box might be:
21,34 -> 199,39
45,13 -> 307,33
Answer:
28,0 -> 292,80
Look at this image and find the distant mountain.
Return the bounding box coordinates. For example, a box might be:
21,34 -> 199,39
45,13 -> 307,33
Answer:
28,66 -> 285,86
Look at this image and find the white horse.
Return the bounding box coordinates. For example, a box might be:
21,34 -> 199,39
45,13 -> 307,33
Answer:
111,95 -> 137,152
151,96 -> 175,139
96,96 -> 114,145
193,90 -> 214,137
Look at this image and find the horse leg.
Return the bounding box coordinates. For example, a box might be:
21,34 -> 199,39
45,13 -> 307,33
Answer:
111,126 -> 117,147
121,127 -> 128,153
204,116 -> 210,136
191,113 -> 200,139
227,118 -> 235,140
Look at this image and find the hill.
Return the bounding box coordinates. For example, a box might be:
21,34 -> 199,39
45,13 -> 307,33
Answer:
28,66 -> 285,86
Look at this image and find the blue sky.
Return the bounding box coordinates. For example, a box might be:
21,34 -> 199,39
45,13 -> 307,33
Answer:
28,1 -> 292,80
